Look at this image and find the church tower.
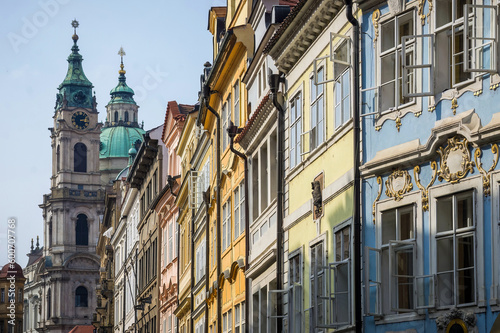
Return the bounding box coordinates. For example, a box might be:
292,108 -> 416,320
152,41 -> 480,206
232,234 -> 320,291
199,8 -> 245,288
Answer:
38,21 -> 103,333
99,48 -> 145,185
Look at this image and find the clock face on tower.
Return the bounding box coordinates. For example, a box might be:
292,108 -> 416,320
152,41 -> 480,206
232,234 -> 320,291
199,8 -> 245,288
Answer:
72,111 -> 90,130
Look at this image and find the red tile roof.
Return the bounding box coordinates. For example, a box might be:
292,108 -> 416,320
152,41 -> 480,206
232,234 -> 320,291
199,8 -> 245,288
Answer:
68,326 -> 95,333
161,101 -> 194,142
264,0 -> 308,54
235,92 -> 271,144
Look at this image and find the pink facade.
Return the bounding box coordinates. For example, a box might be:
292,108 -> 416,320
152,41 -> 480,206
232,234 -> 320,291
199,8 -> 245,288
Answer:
156,101 -> 192,333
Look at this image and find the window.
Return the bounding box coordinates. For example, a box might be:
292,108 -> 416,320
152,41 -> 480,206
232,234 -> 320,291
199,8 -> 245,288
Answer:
381,205 -> 415,313
75,214 -> 89,246
464,4 -> 497,73
74,143 -> 87,173
334,40 -> 351,129
114,111 -> 118,122
253,285 -> 268,333
380,11 -> 415,111
17,289 -> 22,303
435,0 -> 473,90
47,288 -> 51,319
222,199 -> 231,251
168,315 -> 172,333
0,289 -> 4,303
75,286 -> 88,307
56,145 -> 60,172
288,253 -> 303,333
168,222 -> 173,263
332,224 -> 351,327
436,191 -> 475,307
163,227 -> 167,268
235,302 -> 245,333
223,310 -> 232,333
124,111 -> 129,122
308,68 -> 325,151
310,241 -> 325,327
234,81 -> 240,126
196,240 -> 206,282
289,93 -> 302,169
222,96 -> 230,152
234,183 -> 245,239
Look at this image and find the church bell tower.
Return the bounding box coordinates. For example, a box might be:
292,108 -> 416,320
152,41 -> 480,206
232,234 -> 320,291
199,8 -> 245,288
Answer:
38,20 -> 104,333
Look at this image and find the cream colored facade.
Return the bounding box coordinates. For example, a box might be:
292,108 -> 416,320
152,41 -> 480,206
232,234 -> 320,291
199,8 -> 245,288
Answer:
267,0 -> 357,331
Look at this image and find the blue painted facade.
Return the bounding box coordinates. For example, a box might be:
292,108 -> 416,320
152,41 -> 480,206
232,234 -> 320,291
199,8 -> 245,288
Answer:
360,0 -> 500,332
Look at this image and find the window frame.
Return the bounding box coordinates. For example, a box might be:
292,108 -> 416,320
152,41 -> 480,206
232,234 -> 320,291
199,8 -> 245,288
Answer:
222,199 -> 231,251
234,182 -> 245,239
289,91 -> 302,169
305,67 -> 325,154
429,178 -> 484,310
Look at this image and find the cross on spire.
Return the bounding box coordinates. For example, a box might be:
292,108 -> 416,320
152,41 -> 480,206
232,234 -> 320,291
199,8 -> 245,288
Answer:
71,19 -> 79,34
118,47 -> 126,74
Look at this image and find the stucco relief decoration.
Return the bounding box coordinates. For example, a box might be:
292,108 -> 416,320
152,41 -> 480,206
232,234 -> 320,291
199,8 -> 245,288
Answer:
413,161 -> 437,211
372,10 -> 381,47
474,144 -> 499,196
372,176 -> 383,223
385,169 -> 413,201
436,308 -> 477,333
418,0 -> 426,25
451,97 -> 458,115
437,136 -> 475,184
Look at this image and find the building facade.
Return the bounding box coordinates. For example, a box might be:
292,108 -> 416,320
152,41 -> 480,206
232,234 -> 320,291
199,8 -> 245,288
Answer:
361,0 -> 500,331
157,101 -> 191,333
38,26 -> 104,333
22,239 -> 43,333
0,263 -> 25,333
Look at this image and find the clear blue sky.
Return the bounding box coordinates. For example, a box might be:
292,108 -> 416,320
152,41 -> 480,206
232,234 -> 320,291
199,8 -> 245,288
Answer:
0,0 -> 226,267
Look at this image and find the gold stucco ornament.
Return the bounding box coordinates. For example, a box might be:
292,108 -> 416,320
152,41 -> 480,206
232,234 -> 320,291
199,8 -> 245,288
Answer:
474,144 -> 499,196
437,136 -> 475,184
385,169 -> 413,201
372,176 -> 383,223
413,161 -> 437,211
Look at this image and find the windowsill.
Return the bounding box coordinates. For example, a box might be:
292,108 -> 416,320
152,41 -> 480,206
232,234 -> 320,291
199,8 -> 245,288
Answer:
379,99 -> 417,118
374,312 -> 425,325
427,305 -> 486,319
287,119 -> 353,182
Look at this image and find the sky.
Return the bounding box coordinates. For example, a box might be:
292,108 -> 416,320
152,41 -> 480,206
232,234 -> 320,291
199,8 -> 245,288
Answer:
0,0 -> 226,267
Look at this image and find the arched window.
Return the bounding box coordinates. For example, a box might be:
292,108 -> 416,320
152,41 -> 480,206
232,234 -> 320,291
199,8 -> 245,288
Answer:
75,286 -> 88,307
56,145 -> 60,172
75,214 -> 88,246
124,111 -> 129,122
74,143 -> 87,173
47,289 -> 51,319
114,111 -> 119,122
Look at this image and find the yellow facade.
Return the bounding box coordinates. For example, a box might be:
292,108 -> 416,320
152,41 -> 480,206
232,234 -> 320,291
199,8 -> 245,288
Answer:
202,2 -> 250,331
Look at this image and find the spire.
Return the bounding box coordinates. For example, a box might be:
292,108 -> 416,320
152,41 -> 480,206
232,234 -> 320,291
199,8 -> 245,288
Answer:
36,235 -> 40,249
31,238 -> 34,252
55,20 -> 93,110
108,47 -> 136,105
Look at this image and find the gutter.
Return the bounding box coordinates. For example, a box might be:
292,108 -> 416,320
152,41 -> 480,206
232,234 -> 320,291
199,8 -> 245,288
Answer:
202,83 -> 222,333
269,72 -> 286,333
227,121 -> 249,333
345,2 -> 362,333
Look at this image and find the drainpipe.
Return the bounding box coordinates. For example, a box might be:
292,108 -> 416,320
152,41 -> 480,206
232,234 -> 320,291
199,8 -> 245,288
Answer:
227,121 -> 249,333
269,72 -> 285,333
345,1 -> 361,333
204,189 -> 210,333
202,84 -> 222,333
190,188 -> 195,333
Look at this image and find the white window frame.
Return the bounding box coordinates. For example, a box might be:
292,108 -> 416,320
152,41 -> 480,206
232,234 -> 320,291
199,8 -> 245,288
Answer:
310,240 -> 326,329
188,170 -> 201,209
429,177 -> 484,309
234,183 -> 245,239
235,302 -> 245,333
289,92 -> 302,169
312,33 -> 351,86
222,199 -> 231,251
234,81 -> 240,126
379,10 -> 416,112
303,68 -> 325,155
402,34 -> 434,97
434,190 -> 477,308
168,222 -> 173,264
464,4 -> 498,73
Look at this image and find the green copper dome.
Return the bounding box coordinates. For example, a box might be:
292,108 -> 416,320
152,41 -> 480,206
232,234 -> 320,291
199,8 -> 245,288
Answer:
100,126 -> 145,158
108,63 -> 136,105
55,32 -> 94,110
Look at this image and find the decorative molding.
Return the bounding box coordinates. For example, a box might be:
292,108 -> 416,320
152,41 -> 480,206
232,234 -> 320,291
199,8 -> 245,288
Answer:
428,105 -> 436,112
436,308 -> 476,332
437,136 -> 475,184
418,0 -> 426,25
385,169 -> 413,201
372,176 -> 383,223
451,97 -> 458,115
395,116 -> 402,132
372,10 -> 381,47
474,89 -> 483,97
413,161 -> 437,211
474,144 -> 499,196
